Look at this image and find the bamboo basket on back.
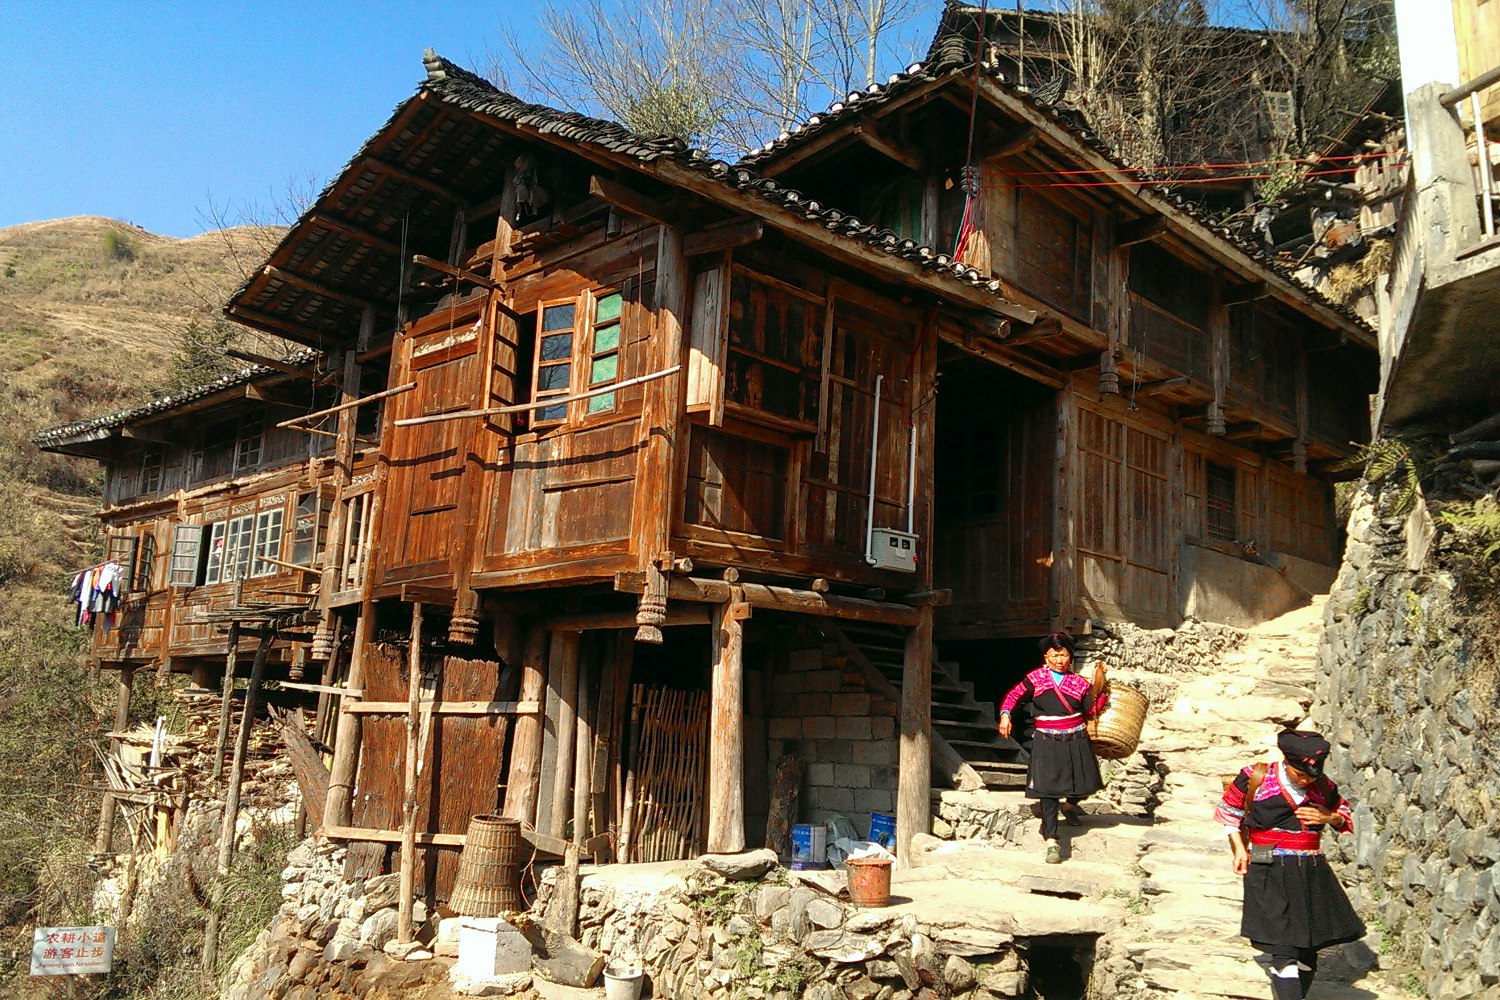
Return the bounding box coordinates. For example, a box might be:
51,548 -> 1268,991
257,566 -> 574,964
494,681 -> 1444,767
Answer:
449,814 -> 526,916
1086,677 -> 1148,760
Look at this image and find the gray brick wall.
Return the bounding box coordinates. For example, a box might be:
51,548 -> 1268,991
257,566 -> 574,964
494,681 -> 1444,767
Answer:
766,643 -> 898,838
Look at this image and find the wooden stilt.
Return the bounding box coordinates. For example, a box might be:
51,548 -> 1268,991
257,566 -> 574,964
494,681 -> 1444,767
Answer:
503,624 -> 548,824
896,606 -> 934,868
548,631 -> 580,839
707,589 -> 746,853
572,647 -> 593,848
203,631 -> 272,971
212,622 -> 241,781
95,666 -> 135,855
324,598 -> 375,828
398,602 -> 424,944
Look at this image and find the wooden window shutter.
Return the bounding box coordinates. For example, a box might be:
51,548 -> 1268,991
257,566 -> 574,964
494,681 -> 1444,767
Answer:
169,524 -> 204,588
105,535 -> 138,592
686,264 -> 729,425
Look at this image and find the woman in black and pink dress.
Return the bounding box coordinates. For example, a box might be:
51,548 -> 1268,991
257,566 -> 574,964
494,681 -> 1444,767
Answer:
1214,730 -> 1365,1000
996,631 -> 1106,864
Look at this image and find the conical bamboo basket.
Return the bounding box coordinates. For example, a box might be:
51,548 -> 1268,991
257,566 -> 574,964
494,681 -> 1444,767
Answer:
1087,683 -> 1148,760
449,814 -> 526,916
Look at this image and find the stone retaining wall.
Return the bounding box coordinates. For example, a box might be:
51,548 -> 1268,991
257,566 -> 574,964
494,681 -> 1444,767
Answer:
1315,484 -> 1500,999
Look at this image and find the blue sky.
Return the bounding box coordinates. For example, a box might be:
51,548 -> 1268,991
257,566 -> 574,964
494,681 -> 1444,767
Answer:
0,1 -> 948,239
0,1 -> 549,237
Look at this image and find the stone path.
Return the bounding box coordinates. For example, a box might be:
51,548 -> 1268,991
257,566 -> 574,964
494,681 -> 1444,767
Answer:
933,597 -> 1424,998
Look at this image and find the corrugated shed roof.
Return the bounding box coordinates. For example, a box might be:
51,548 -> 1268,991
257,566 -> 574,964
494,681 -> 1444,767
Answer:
33,348 -> 320,451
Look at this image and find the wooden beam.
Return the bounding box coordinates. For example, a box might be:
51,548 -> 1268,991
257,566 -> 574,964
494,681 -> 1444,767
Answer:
896,606 -> 934,868
368,157 -> 465,204
588,175 -> 675,225
309,213 -> 406,258
1001,317 -> 1064,347
261,266 -> 378,311
542,606 -> 712,631
226,346 -> 319,377
986,125 -> 1040,159
411,254 -> 499,291
212,621 -> 241,781
1135,376 -> 1191,396
324,600 -> 374,828
94,666 -> 135,854
1224,421 -> 1263,440
1222,281 -> 1270,307
324,823 -> 603,858
855,125 -> 926,171
397,602 -> 423,944
226,303 -> 322,343
344,699 -> 539,715
1116,215 -> 1168,249
503,626 -> 548,826
203,632 -> 272,970
614,573 -> 922,626
276,382 -> 416,429
684,218 -> 764,257
547,631 -> 581,839
708,588 -> 746,853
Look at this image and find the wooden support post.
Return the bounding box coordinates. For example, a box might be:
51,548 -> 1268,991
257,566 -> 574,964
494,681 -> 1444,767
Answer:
547,631 -> 581,839
324,600 -> 374,828
503,625 -> 549,824
398,603 -> 424,944
94,666 -> 135,854
896,606 -> 934,868
571,651 -> 593,848
707,587 -> 746,853
213,622 -> 241,781
204,631 -> 272,971
1208,279 -> 1229,436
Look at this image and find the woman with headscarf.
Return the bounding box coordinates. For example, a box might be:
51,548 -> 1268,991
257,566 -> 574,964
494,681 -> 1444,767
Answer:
1214,730 -> 1365,999
996,631 -> 1106,863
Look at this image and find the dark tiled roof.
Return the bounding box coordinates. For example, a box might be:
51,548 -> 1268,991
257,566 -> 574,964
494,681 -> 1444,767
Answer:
418,53 -> 1018,302
33,348 -> 320,451
734,21 -> 1377,339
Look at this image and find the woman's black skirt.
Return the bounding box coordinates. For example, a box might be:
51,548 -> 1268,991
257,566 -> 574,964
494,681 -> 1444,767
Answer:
1241,853 -> 1366,949
1024,728 -> 1103,799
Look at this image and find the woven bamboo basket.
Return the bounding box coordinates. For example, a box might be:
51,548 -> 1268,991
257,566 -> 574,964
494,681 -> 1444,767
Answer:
449,814 -> 526,917
1087,683 -> 1148,760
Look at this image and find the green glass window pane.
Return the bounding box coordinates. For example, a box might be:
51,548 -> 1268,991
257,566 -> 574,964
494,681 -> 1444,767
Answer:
590,356 -> 618,384
540,333 -> 572,361
538,363 -> 571,391
587,392 -> 616,414
594,325 -> 620,351
542,304 -> 576,331
591,290 -> 621,322
594,292 -> 622,323
537,404 -> 567,422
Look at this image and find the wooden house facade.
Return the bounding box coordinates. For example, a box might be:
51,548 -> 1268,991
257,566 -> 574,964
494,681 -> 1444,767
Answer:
39,44 -> 1375,906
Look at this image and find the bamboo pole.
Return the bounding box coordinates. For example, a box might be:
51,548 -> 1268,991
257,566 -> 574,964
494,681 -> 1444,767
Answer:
94,666 -> 135,855
203,631 -> 272,971
212,622 -> 241,780
398,602 -> 424,944
707,592 -> 746,853
503,625 -> 548,824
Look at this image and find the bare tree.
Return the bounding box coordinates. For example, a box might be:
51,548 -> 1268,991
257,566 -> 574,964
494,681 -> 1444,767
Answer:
487,0 -> 926,154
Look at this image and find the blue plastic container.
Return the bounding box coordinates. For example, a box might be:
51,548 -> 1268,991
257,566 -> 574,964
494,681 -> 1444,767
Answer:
868,812 -> 896,850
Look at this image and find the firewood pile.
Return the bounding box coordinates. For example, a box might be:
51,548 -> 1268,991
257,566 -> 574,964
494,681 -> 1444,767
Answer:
172,687 -> 301,806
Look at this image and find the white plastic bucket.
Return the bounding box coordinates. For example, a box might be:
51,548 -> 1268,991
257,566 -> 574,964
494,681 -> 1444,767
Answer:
604,965 -> 644,1000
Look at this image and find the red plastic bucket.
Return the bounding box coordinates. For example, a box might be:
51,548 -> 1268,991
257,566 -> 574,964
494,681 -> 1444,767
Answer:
844,856 -> 893,908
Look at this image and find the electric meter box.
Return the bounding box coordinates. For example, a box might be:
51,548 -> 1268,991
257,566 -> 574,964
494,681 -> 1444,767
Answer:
869,528 -> 919,572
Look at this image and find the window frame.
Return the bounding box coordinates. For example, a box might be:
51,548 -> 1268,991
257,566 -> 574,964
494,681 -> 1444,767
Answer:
528,287 -> 626,428
134,530 -> 157,592
169,524 -> 205,588
1205,461 -> 1238,542
250,508 -> 285,578
139,446 -> 164,494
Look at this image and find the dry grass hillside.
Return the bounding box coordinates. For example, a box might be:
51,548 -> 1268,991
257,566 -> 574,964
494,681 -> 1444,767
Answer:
0,216 -> 285,979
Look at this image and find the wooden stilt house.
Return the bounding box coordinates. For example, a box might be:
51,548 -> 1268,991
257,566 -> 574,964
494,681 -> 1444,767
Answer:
39,43 -> 1375,900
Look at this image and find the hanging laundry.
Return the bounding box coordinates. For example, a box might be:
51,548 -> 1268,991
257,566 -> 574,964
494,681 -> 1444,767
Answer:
70,561 -> 122,629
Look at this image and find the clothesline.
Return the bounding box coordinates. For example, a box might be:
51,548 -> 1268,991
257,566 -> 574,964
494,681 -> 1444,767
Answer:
71,560 -> 123,631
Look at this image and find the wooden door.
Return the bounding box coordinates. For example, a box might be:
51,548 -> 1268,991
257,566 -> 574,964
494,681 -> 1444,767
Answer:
382,299 -> 489,583
934,361 -> 1056,636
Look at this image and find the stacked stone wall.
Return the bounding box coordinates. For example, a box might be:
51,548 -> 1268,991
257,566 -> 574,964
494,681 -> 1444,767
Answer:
768,643 -> 900,830
1316,485 -> 1500,998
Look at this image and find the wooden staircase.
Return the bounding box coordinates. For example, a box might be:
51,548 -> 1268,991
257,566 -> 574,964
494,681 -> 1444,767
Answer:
822,622 -> 1029,791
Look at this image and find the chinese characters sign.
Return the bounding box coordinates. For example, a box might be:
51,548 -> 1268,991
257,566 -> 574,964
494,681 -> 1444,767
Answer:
30,926 -> 114,975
